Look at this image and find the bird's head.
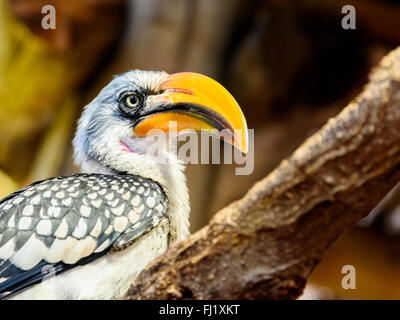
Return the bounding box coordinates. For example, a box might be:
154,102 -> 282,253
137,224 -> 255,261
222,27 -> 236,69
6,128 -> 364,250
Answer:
73,70 -> 248,186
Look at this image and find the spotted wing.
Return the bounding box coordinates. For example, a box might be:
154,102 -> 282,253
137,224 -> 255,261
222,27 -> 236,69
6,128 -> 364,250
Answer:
0,173 -> 167,299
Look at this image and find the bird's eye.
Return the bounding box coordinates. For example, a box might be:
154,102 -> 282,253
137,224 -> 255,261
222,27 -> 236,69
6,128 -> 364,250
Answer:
124,94 -> 140,108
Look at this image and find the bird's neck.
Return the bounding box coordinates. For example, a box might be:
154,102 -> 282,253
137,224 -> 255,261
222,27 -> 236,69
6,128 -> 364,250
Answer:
152,156 -> 190,244
79,155 -> 190,244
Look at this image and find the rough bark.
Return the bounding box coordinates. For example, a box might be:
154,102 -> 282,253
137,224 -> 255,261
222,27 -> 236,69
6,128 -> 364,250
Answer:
125,47 -> 400,300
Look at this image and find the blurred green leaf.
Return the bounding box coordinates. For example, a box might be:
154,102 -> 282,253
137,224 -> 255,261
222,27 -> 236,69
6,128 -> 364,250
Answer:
0,169 -> 18,198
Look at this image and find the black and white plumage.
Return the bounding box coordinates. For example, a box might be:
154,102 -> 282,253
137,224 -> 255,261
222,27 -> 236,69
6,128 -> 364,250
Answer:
0,174 -> 167,299
0,70 -> 247,299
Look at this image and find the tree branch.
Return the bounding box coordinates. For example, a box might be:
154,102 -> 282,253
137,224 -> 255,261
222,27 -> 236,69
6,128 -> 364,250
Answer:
125,47 -> 400,300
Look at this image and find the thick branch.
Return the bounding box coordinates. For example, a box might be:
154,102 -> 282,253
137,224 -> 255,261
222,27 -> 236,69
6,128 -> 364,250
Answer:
125,47 -> 400,300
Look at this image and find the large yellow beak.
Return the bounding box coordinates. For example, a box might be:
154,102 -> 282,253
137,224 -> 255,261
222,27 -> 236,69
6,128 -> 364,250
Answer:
133,72 -> 248,153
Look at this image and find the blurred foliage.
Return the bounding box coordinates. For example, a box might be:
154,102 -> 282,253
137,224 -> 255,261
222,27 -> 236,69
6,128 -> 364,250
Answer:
27,95 -> 78,183
0,1 -> 71,178
0,169 -> 18,198
0,0 -> 126,181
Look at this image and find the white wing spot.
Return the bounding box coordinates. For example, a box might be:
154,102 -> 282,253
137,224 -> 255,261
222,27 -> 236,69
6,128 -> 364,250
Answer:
13,197 -> 24,205
105,193 -> 114,201
61,237 -> 80,264
113,216 -> 128,233
56,191 -> 65,199
73,218 -> 88,239
24,190 -> 35,197
90,218 -> 102,238
11,234 -> 47,270
36,219 -> 53,236
18,217 -> 33,230
128,211 -> 139,224
104,225 -> 113,235
43,191 -> 52,198
111,204 -> 125,216
30,195 -> 41,205
39,208 -> 49,219
88,192 -> 97,200
7,215 -> 16,228
95,239 -> 110,253
91,199 -> 102,208
80,205 -> 91,217
22,205 -> 34,216
48,206 -> 61,218
137,186 -> 144,194
0,239 -> 15,260
62,197 -> 72,206
131,195 -> 141,207
122,191 -> 131,200
134,204 -> 145,214
146,197 -> 156,208
105,209 -> 110,218
54,219 -> 68,238
70,191 -> 80,198
109,198 -> 119,207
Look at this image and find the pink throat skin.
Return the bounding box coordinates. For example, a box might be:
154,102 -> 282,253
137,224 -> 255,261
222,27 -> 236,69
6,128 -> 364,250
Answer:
120,141 -> 135,153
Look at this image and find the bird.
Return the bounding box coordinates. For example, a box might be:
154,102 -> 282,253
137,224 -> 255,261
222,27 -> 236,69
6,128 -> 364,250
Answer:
0,70 -> 248,299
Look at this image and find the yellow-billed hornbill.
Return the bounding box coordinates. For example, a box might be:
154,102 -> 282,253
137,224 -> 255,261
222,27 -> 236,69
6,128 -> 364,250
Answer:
0,70 -> 247,299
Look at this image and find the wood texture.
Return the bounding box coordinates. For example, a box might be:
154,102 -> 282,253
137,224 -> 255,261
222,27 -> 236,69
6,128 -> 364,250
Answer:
125,47 -> 400,300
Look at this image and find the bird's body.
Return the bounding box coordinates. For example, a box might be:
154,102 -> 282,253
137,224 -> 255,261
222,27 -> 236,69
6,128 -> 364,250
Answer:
0,173 -> 176,299
11,215 -> 170,299
0,70 -> 247,299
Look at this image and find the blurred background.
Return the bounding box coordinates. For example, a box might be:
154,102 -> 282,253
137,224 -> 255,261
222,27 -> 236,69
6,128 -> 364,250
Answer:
0,0 -> 400,299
